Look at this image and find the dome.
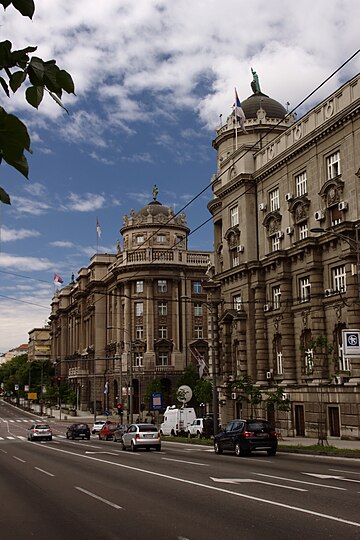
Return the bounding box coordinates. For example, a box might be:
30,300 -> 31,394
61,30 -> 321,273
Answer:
242,91 -> 287,120
136,200 -> 171,217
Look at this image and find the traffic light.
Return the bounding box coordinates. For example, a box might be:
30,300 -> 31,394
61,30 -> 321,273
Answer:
57,377 -> 61,387
117,404 -> 124,415
50,377 -> 55,387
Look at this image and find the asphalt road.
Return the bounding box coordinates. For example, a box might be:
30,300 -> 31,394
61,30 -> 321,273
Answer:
1,399 -> 360,540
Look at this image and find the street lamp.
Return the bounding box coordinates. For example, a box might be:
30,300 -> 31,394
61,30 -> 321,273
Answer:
310,226 -> 360,300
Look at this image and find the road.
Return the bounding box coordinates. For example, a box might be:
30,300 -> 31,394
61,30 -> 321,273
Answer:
1,399 -> 360,539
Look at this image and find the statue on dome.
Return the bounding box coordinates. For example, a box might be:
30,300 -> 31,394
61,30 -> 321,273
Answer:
152,184 -> 159,201
251,68 -> 261,94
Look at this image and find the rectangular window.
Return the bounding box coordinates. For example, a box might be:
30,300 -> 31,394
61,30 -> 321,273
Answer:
135,302 -> 143,317
295,171 -> 307,197
136,325 -> 144,340
157,279 -> 167,292
330,205 -> 342,226
158,302 -> 167,316
272,286 -> 281,309
233,295 -> 242,311
194,303 -> 203,317
193,281 -> 202,294
136,235 -> 144,245
230,205 -> 239,227
194,325 -> 203,339
271,236 -> 280,252
327,150 -> 340,179
232,253 -> 239,267
156,234 -> 166,243
304,349 -> 314,375
332,265 -> 346,292
135,280 -> 144,293
157,353 -> 168,366
298,223 -> 308,240
276,351 -> 283,375
269,188 -> 280,211
338,346 -> 351,372
158,326 -> 168,339
299,276 -> 311,302
134,353 -> 143,367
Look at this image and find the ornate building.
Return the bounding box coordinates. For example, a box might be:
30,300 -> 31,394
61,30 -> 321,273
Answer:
208,71 -> 360,439
50,195 -> 212,419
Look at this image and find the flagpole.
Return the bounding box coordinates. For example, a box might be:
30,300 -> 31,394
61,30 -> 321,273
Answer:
234,88 -> 238,151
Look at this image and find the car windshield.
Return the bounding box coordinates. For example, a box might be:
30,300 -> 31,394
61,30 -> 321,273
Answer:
76,424 -> 88,429
36,425 -> 50,429
139,425 -> 158,432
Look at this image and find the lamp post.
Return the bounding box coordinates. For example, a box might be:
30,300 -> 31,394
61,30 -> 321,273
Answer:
310,226 -> 360,300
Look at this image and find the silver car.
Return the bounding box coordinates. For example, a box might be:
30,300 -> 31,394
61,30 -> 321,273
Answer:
27,423 -> 52,441
122,423 -> 161,452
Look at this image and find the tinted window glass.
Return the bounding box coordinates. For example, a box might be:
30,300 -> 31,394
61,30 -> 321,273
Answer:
139,425 -> 158,432
247,421 -> 270,431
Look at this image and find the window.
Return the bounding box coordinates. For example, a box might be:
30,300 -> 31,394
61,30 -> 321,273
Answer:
135,280 -> 144,293
332,265 -> 346,292
194,325 -> 203,339
193,281 -> 202,294
338,345 -> 351,372
272,286 -> 281,309
299,277 -> 311,302
157,279 -> 167,292
276,351 -> 283,375
230,205 -> 239,227
269,188 -> 280,211
159,326 -> 168,339
135,302 -> 143,317
327,151 -> 340,179
330,205 -> 342,226
194,303 -> 203,317
156,234 -> 166,243
295,171 -> 307,197
134,353 -> 143,367
298,223 -> 308,240
304,348 -> 314,375
136,235 -> 144,245
157,353 -> 168,366
233,295 -> 242,311
232,253 -> 239,267
136,325 -> 144,340
158,302 -> 167,316
271,236 -> 280,252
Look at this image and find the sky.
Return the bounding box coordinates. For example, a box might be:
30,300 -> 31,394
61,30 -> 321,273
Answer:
1,0 -> 360,354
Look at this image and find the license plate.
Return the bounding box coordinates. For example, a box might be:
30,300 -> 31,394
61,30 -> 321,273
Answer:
144,434 -> 154,439
257,433 -> 269,437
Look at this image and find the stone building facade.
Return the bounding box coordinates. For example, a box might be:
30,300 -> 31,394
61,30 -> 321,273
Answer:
208,72 -> 360,439
50,198 -> 212,419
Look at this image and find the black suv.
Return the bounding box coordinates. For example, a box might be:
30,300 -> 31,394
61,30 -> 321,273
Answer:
66,423 -> 91,440
214,419 -> 277,456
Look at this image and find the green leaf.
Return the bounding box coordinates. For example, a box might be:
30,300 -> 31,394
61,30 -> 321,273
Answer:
9,70 -> 26,92
0,107 -> 31,178
25,85 -> 44,108
10,45 -> 37,68
0,40 -> 12,69
43,63 -> 62,93
0,2 -> 12,10
0,76 -> 9,96
10,0 -> 35,18
28,56 -> 45,85
0,186 -> 11,205
58,69 -> 75,94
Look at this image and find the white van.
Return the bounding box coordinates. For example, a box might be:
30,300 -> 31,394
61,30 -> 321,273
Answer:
160,406 -> 196,436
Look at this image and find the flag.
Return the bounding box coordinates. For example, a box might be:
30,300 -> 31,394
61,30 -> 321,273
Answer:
234,87 -> 247,132
104,381 -> 109,394
194,347 -> 207,378
54,273 -> 64,287
96,217 -> 101,239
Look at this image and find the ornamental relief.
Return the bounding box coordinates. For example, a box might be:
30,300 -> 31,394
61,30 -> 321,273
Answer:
224,226 -> 240,250
263,211 -> 282,236
319,178 -> 344,205
289,197 -> 310,224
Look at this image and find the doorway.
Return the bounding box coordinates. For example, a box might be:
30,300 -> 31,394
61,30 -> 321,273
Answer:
294,404 -> 305,436
328,406 -> 340,437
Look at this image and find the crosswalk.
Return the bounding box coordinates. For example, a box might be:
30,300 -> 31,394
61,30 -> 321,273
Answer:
0,434 -> 66,441
0,419 -> 44,423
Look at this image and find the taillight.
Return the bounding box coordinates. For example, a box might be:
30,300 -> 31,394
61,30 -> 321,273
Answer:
271,431 -> 277,437
158,431 -> 161,438
135,434 -> 140,440
244,431 -> 254,437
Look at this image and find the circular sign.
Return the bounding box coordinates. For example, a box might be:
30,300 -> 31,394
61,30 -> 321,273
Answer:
177,385 -> 192,403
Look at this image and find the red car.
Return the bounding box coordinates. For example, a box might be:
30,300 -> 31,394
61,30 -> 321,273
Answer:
98,422 -> 118,440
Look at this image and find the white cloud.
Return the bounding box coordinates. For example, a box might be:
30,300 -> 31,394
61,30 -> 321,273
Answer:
1,226 -> 41,242
0,253 -> 54,271
65,192 -> 106,212
49,241 -> 76,248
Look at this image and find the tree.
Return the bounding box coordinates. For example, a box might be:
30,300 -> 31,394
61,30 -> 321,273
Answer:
0,0 -> 75,204
232,374 -> 262,417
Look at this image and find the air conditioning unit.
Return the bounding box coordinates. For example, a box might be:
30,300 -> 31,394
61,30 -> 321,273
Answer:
314,210 -> 325,221
324,288 -> 333,297
259,202 -> 267,211
264,303 -> 272,312
266,370 -> 272,379
286,226 -> 294,235
228,375 -> 234,382
338,201 -> 348,211
237,245 -> 245,253
285,192 -> 294,202
231,392 -> 237,400
281,393 -> 290,401
276,231 -> 284,239
334,376 -> 342,385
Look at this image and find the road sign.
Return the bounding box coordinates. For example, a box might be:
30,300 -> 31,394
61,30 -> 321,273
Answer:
151,393 -> 162,410
342,329 -> 360,357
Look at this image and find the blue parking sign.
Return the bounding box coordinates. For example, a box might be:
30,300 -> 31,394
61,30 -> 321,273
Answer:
342,329 -> 360,356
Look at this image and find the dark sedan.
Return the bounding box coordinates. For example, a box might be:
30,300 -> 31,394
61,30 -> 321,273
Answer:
214,419 -> 278,456
66,423 -> 91,440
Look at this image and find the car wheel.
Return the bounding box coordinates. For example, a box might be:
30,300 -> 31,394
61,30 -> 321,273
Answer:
155,445 -> 161,451
171,429 -> 175,436
113,435 -> 117,442
267,448 -> 277,456
214,441 -> 223,454
121,442 -> 126,451
72,435 -> 75,440
235,442 -> 249,457
187,431 -> 191,439
196,431 -> 201,439
146,447 -> 150,452
131,441 -> 137,452
87,436 -> 90,440
48,437 -> 52,441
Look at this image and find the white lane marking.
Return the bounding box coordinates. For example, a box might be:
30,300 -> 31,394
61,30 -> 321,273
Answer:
75,486 -> 122,509
9,420 -> 15,423
85,451 -> 119,456
17,436 -> 26,440
0,437 -> 4,441
35,467 -> 55,477
6,436 -> 15,440
0,449 -> 7,454
330,468 -> 360,476
40,445 -> 360,529
254,473 -> 346,491
210,477 -> 306,492
304,473 -> 360,484
16,420 -> 22,422
162,457 -> 209,467
13,456 -> 26,463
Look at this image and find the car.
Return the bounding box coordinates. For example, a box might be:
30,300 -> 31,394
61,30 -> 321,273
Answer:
91,420 -> 106,434
113,424 -> 128,442
187,417 -> 214,439
27,423 -> 52,441
213,419 -> 278,457
121,423 -> 161,452
98,422 -> 118,440
66,423 -> 91,440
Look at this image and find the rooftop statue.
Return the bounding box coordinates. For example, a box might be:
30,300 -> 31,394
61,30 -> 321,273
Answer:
251,67 -> 261,94
152,184 -> 159,201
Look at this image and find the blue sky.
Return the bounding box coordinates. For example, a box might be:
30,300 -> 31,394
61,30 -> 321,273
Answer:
1,0 -> 360,353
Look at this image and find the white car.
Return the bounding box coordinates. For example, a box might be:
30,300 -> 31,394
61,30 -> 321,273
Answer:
122,423 -> 161,452
91,420 -> 106,434
187,418 -> 213,438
